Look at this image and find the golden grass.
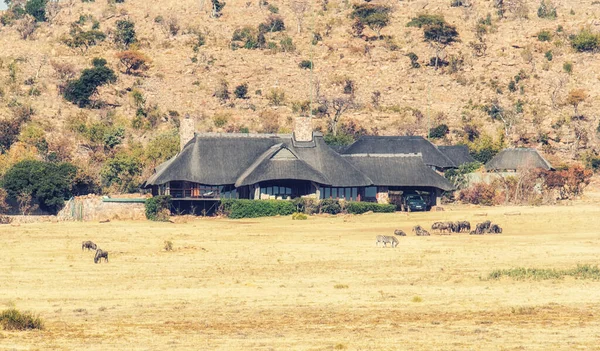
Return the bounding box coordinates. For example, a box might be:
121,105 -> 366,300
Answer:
1,203 -> 600,349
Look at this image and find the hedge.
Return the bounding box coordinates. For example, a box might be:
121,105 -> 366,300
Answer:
220,199 -> 296,219
345,202 -> 396,214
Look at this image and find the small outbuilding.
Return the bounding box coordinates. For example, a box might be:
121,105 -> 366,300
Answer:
485,148 -> 553,171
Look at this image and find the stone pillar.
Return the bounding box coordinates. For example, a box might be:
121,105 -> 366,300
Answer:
179,114 -> 196,151
434,188 -> 442,207
293,117 -> 313,142
376,187 -> 389,204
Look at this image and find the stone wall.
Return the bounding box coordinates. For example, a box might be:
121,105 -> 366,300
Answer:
179,115 -> 196,151
57,195 -> 148,221
293,117 -> 313,142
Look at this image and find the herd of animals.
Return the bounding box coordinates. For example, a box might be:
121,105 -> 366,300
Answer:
82,240 -> 109,263
376,220 -> 503,248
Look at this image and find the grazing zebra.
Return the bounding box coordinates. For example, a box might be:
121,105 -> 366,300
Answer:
376,235 -> 399,248
94,249 -> 109,264
82,241 -> 97,251
394,229 -> 407,236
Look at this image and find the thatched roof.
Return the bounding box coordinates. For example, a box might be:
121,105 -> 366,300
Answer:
438,145 -> 477,167
342,136 -> 456,169
145,133 -> 372,187
485,148 -> 553,171
343,154 -> 455,191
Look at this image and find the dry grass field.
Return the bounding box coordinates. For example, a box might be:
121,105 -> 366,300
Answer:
2,202 -> 600,350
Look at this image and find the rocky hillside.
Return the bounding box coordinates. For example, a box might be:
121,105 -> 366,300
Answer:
1,0 -> 600,191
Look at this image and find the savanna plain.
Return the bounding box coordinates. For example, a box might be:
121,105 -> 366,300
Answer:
1,203 -> 600,350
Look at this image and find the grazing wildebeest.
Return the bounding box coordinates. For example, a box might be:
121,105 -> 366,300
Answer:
412,225 -> 431,236
82,241 -> 97,251
489,224 -> 503,234
376,235 -> 399,248
432,221 -> 453,234
394,229 -> 407,236
458,221 -> 471,232
94,249 -> 109,264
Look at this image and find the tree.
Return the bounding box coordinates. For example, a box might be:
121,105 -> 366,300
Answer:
115,50 -> 151,75
63,58 -> 117,107
1,160 -> 78,214
63,24 -> 106,52
566,89 -> 587,116
25,0 -> 47,22
350,3 -> 391,38
290,0 -> 308,33
211,0 -> 225,18
114,19 -> 137,48
100,152 -> 143,193
423,21 -> 460,69
321,95 -> 356,136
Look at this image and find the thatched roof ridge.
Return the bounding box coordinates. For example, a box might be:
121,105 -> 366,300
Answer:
438,145 -> 477,166
485,148 -> 553,171
342,136 -> 456,169
343,154 -> 455,191
235,144 -> 330,187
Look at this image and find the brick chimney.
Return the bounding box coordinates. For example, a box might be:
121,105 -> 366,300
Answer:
293,117 -> 313,142
179,114 -> 195,151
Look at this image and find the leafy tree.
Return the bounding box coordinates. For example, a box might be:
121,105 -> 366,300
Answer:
100,152 -> 143,193
423,21 -> 460,69
115,50 -> 151,75
0,160 -> 78,214
350,3 -> 391,38
63,24 -> 106,52
406,13 -> 445,28
25,0 -> 47,22
145,130 -> 179,168
114,19 -> 136,48
63,58 -> 117,107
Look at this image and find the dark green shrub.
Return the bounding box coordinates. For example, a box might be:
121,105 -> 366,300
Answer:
63,58 -> 116,107
319,199 -> 341,214
231,26 -> 262,50
258,15 -> 285,33
114,19 -> 137,48
563,61 -> 573,74
279,36 -> 295,52
234,83 -> 248,99
219,199 -> 296,219
145,195 -> 171,221
428,124 -> 449,139
0,308 -> 44,330
350,3 -> 391,37
406,13 -> 444,28
537,30 -> 552,41
25,0 -> 48,22
1,160 -> 78,214
323,133 -> 354,146
100,152 -> 142,193
345,202 -> 395,214
537,0 -> 557,19
211,0 -> 225,18
299,60 -> 313,69
571,29 -> 600,52
545,50 -> 553,61
406,52 -> 420,68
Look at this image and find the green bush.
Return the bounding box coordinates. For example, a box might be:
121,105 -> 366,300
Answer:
571,29 -> 600,52
63,58 -> 117,107
319,199 -> 341,214
100,152 -> 143,193
299,60 -> 313,69
406,13 -> 445,28
231,26 -> 262,50
406,52 -> 420,68
0,308 -> 44,330
537,30 -> 552,41
563,61 -> 573,74
258,15 -> 285,33
350,3 -> 391,36
220,199 -> 296,219
345,202 -> 395,214
234,83 -> 248,99
428,124 -> 449,139
114,19 -> 137,48
25,0 -> 48,22
279,36 -> 295,52
145,195 -> 171,221
545,50 -> 553,61
1,160 -> 78,214
537,0 -> 557,19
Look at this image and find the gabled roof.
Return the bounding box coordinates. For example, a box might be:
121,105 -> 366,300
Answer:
144,133 -> 372,187
342,136 -> 456,169
235,144 -> 330,187
485,148 -> 553,171
343,154 -> 455,191
438,145 -> 477,167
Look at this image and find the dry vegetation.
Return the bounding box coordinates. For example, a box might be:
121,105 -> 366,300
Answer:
2,0 -> 600,190
1,200 -> 600,349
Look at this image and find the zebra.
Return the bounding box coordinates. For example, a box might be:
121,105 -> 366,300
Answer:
94,249 -> 109,264
82,241 -> 97,251
394,229 -> 407,236
376,235 -> 399,248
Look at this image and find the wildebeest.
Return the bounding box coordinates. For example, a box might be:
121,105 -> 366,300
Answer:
489,224 -> 503,234
376,235 -> 399,248
94,249 -> 109,264
412,225 -> 431,236
470,221 -> 502,235
82,241 -> 97,251
394,229 -> 407,236
457,221 -> 471,233
432,221 -> 453,234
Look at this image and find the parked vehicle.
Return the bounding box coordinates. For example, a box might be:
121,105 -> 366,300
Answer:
400,193 -> 428,212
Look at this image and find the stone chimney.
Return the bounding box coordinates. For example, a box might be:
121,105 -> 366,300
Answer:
293,116 -> 313,142
179,114 -> 195,151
